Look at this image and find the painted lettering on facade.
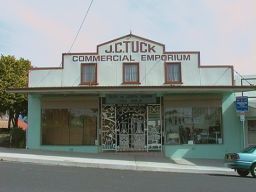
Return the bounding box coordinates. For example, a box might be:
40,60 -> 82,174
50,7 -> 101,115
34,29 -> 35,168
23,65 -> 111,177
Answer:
72,54 -> 190,62
104,41 -> 156,53
71,40 -> 191,62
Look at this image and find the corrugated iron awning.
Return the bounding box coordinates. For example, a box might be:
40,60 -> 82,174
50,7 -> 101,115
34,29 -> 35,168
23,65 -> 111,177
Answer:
7,85 -> 256,95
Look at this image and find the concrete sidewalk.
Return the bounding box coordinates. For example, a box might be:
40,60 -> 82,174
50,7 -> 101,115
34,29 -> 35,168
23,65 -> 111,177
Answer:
0,147 -> 234,175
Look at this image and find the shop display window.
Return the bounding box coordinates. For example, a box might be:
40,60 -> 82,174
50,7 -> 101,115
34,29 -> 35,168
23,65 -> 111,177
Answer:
42,108 -> 97,145
165,107 -> 222,145
248,120 -> 256,146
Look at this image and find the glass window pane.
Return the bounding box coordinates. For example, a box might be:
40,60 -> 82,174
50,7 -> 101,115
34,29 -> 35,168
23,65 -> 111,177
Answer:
42,108 -> 98,145
42,109 -> 69,145
124,63 -> 138,82
166,63 -> 181,82
69,109 -> 84,145
248,120 -> 256,145
165,106 -> 222,145
82,64 -> 96,83
83,115 -> 97,145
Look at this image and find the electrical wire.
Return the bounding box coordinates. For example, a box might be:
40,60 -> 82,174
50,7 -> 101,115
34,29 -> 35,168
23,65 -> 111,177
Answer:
68,0 -> 94,53
213,68 -> 229,85
36,1 -> 94,87
234,70 -> 254,86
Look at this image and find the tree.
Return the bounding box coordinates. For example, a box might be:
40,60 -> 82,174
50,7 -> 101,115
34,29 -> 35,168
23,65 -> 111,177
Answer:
0,55 -> 31,129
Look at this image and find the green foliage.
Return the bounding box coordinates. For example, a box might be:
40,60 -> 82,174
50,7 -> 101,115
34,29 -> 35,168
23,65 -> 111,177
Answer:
0,55 -> 31,128
10,127 -> 26,148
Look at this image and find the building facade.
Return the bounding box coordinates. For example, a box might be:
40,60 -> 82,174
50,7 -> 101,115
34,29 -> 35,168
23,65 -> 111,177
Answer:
234,76 -> 256,148
14,34 -> 256,159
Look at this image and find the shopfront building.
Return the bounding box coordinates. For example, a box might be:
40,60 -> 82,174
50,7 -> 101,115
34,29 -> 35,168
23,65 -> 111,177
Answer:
12,34 -> 256,159
235,76 -> 256,147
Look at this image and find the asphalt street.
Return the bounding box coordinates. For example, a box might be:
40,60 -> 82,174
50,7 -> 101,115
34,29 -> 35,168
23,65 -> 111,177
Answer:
0,161 -> 255,192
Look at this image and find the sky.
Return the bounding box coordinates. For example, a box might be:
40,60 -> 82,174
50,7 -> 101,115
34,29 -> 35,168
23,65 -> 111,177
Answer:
0,0 -> 255,75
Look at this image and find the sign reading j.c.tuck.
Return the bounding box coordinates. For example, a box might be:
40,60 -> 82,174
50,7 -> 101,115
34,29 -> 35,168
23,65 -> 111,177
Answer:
71,39 -> 192,63
104,40 -> 156,53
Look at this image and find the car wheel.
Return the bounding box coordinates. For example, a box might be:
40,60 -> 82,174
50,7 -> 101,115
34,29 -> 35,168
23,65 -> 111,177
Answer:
250,164 -> 256,178
237,169 -> 249,177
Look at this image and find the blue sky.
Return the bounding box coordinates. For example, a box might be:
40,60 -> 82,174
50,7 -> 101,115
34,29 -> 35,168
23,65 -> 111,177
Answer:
0,0 -> 255,75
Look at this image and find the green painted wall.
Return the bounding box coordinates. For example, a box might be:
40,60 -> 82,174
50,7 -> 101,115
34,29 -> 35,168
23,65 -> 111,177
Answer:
28,93 -> 244,158
222,93 -> 243,152
27,94 -> 41,148
27,94 -> 100,153
39,145 -> 100,153
164,93 -> 243,159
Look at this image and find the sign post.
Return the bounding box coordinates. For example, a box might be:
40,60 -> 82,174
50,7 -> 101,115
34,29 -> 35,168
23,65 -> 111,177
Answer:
236,96 -> 248,148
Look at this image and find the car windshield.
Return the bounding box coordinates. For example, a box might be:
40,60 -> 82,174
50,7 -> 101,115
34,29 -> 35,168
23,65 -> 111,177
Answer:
242,146 -> 256,153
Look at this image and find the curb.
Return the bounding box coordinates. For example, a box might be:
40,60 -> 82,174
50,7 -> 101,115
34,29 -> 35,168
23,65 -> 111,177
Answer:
0,152 -> 234,175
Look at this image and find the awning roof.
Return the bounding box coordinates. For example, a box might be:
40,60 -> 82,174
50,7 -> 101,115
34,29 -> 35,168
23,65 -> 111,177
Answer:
249,101 -> 256,108
7,85 -> 256,95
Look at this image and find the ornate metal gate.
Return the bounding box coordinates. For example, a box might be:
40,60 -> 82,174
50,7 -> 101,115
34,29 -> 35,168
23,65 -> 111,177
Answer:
101,104 -> 161,151
116,105 -> 147,151
101,105 -> 116,150
147,105 -> 162,151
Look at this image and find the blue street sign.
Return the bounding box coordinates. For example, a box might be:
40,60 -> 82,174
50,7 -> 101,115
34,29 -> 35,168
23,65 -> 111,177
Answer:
236,96 -> 248,112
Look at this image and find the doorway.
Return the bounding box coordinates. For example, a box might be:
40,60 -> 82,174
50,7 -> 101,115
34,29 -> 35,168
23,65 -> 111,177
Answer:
101,104 -> 162,152
116,105 -> 147,151
247,120 -> 256,146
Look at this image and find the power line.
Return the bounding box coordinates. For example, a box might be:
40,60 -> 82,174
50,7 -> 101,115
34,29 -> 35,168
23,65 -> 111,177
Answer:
68,0 -> 94,53
38,0 -> 94,87
234,70 -> 254,86
213,68 -> 229,85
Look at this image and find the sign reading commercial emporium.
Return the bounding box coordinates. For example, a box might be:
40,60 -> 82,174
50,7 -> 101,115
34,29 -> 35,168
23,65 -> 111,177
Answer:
72,40 -> 191,62
73,54 -> 191,62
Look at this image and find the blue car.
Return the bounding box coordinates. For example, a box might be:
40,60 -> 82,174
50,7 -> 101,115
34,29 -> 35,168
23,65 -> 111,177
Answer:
225,145 -> 256,177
